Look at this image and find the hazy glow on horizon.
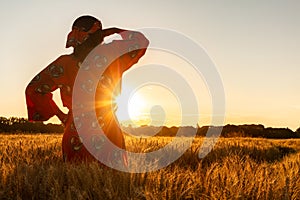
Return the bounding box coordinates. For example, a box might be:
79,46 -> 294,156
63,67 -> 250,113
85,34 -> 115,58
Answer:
0,1 -> 299,130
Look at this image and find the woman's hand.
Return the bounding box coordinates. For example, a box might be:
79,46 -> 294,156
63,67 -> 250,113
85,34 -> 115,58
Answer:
102,27 -> 125,38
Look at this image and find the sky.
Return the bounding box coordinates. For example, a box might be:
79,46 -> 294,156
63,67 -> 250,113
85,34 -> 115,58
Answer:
0,0 -> 299,130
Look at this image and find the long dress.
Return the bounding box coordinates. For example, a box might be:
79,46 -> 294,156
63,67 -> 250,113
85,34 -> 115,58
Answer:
25,30 -> 149,165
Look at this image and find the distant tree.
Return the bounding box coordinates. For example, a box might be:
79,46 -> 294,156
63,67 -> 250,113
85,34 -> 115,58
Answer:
264,127 -> 296,139
222,125 -> 244,137
0,116 -> 63,133
296,127 -> 300,138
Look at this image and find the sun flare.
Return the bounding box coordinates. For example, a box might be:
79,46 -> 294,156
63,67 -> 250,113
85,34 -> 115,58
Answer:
114,86 -> 149,126
114,82 -> 184,127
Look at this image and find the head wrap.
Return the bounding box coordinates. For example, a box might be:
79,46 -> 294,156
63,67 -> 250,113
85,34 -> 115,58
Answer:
66,16 -> 102,48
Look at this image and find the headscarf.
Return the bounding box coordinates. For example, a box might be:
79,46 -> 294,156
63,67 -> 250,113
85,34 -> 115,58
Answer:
66,16 -> 102,48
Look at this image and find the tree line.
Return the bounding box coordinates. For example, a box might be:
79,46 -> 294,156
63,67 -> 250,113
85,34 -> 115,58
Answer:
123,124 -> 300,139
0,117 -> 63,133
0,117 -> 299,139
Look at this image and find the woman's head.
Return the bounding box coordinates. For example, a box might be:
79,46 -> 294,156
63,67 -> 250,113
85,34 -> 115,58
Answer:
67,15 -> 104,61
72,15 -> 101,32
66,15 -> 103,48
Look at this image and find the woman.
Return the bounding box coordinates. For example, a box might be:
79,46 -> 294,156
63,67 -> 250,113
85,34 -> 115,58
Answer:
25,15 -> 149,165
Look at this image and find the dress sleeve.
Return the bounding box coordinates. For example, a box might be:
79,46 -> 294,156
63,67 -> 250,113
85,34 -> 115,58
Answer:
25,56 -> 65,121
114,30 -> 149,71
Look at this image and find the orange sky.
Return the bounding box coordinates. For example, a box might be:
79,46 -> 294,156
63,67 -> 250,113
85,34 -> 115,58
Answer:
0,1 -> 299,130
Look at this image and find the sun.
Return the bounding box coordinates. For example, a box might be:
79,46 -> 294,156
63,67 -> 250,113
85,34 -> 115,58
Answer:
114,83 -> 184,127
114,85 -> 149,126
128,92 -> 147,120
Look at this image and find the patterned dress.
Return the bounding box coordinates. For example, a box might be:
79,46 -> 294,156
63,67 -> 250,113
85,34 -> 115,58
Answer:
25,30 -> 149,164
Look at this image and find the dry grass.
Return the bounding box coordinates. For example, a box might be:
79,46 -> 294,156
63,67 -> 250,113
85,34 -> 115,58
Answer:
0,134 -> 299,199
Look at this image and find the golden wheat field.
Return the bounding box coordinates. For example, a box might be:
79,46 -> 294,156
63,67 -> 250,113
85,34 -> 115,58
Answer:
0,133 -> 299,200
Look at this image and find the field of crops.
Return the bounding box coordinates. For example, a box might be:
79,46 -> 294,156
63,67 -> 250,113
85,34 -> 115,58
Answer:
0,134 -> 299,199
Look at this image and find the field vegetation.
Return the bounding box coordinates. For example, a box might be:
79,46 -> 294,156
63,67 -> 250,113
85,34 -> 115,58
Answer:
0,133 -> 299,199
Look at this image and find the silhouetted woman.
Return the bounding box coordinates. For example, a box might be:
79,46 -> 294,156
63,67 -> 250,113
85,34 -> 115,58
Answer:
25,15 -> 149,165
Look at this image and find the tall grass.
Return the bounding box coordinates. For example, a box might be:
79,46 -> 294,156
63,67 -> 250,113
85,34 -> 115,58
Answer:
0,134 -> 299,199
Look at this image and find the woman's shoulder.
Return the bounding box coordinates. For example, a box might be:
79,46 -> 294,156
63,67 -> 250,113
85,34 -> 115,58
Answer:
53,54 -> 78,65
56,53 -> 75,61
